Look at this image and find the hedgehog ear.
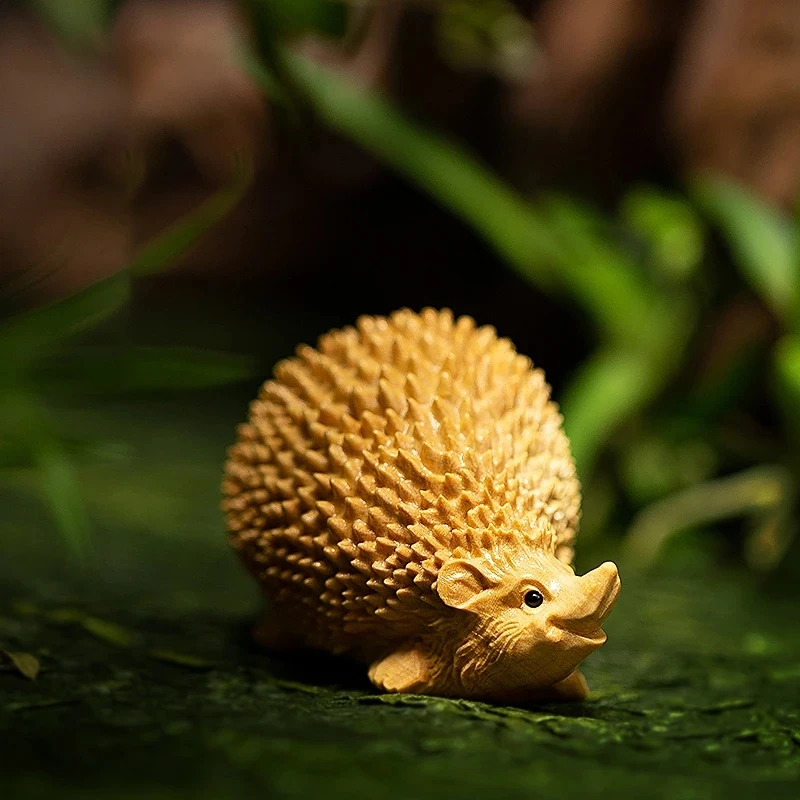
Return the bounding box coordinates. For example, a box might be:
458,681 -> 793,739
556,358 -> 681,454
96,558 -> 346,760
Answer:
436,559 -> 493,609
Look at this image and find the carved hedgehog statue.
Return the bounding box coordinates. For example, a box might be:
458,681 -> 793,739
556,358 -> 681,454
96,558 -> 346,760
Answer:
223,308 -> 620,702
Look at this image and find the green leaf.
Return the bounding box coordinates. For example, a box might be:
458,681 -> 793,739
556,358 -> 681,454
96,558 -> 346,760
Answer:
33,347 -> 259,395
622,186 -> 705,282
693,176 -> 799,319
624,465 -> 792,570
34,437 -> 92,558
561,349 -> 657,476
276,51 -> 562,288
438,0 -> 537,77
619,435 -> 717,505
561,293 -> 694,475
540,196 -> 657,341
0,391 -> 91,555
0,650 -> 41,681
130,159 -> 253,278
0,274 -> 130,369
775,335 -> 800,394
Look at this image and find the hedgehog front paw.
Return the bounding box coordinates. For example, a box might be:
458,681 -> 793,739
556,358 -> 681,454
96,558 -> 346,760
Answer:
369,647 -> 432,694
538,669 -> 590,702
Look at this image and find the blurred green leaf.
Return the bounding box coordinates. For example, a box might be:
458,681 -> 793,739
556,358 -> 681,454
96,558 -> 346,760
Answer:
242,0 -> 317,116
775,335 -> 800,394
268,51 -> 682,353
438,0 -> 537,78
130,160 -> 253,278
561,349 -> 656,475
0,391 -> 91,555
682,338 -> 765,428
33,347 -> 259,395
624,465 -> 792,570
148,649 -> 216,670
0,158 -> 249,370
620,435 -> 718,505
622,186 -> 705,282
540,196 -> 657,341
278,51 -> 562,288
693,176 -> 799,320
562,291 -> 694,475
772,335 -> 800,440
30,0 -> 110,49
34,438 -> 91,557
0,273 -> 130,370
0,650 -> 40,681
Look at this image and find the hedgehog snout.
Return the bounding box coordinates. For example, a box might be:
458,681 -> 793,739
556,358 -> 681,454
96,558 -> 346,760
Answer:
550,562 -> 620,636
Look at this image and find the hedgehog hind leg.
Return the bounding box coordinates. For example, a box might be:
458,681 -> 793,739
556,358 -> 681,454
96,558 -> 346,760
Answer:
368,646 -> 433,694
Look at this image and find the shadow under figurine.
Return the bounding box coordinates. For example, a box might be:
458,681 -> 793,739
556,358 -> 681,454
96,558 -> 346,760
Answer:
223,308 -> 621,702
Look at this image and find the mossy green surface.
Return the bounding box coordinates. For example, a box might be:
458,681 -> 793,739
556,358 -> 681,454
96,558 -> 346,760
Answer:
2,394 -> 800,799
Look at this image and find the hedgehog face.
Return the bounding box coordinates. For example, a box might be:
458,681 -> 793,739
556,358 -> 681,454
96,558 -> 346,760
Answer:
436,547 -> 620,700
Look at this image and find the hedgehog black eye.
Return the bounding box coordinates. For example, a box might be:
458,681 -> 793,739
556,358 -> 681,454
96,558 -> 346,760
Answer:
523,589 -> 544,609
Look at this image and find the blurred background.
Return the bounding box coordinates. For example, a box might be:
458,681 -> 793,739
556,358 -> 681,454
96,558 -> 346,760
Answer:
2,0 -> 800,602
4,2 -> 800,797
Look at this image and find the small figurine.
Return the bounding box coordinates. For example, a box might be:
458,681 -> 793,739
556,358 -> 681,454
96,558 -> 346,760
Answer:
223,308 -> 620,701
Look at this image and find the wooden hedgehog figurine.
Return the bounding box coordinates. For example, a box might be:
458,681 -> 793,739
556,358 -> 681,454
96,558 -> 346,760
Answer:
223,308 -> 620,702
